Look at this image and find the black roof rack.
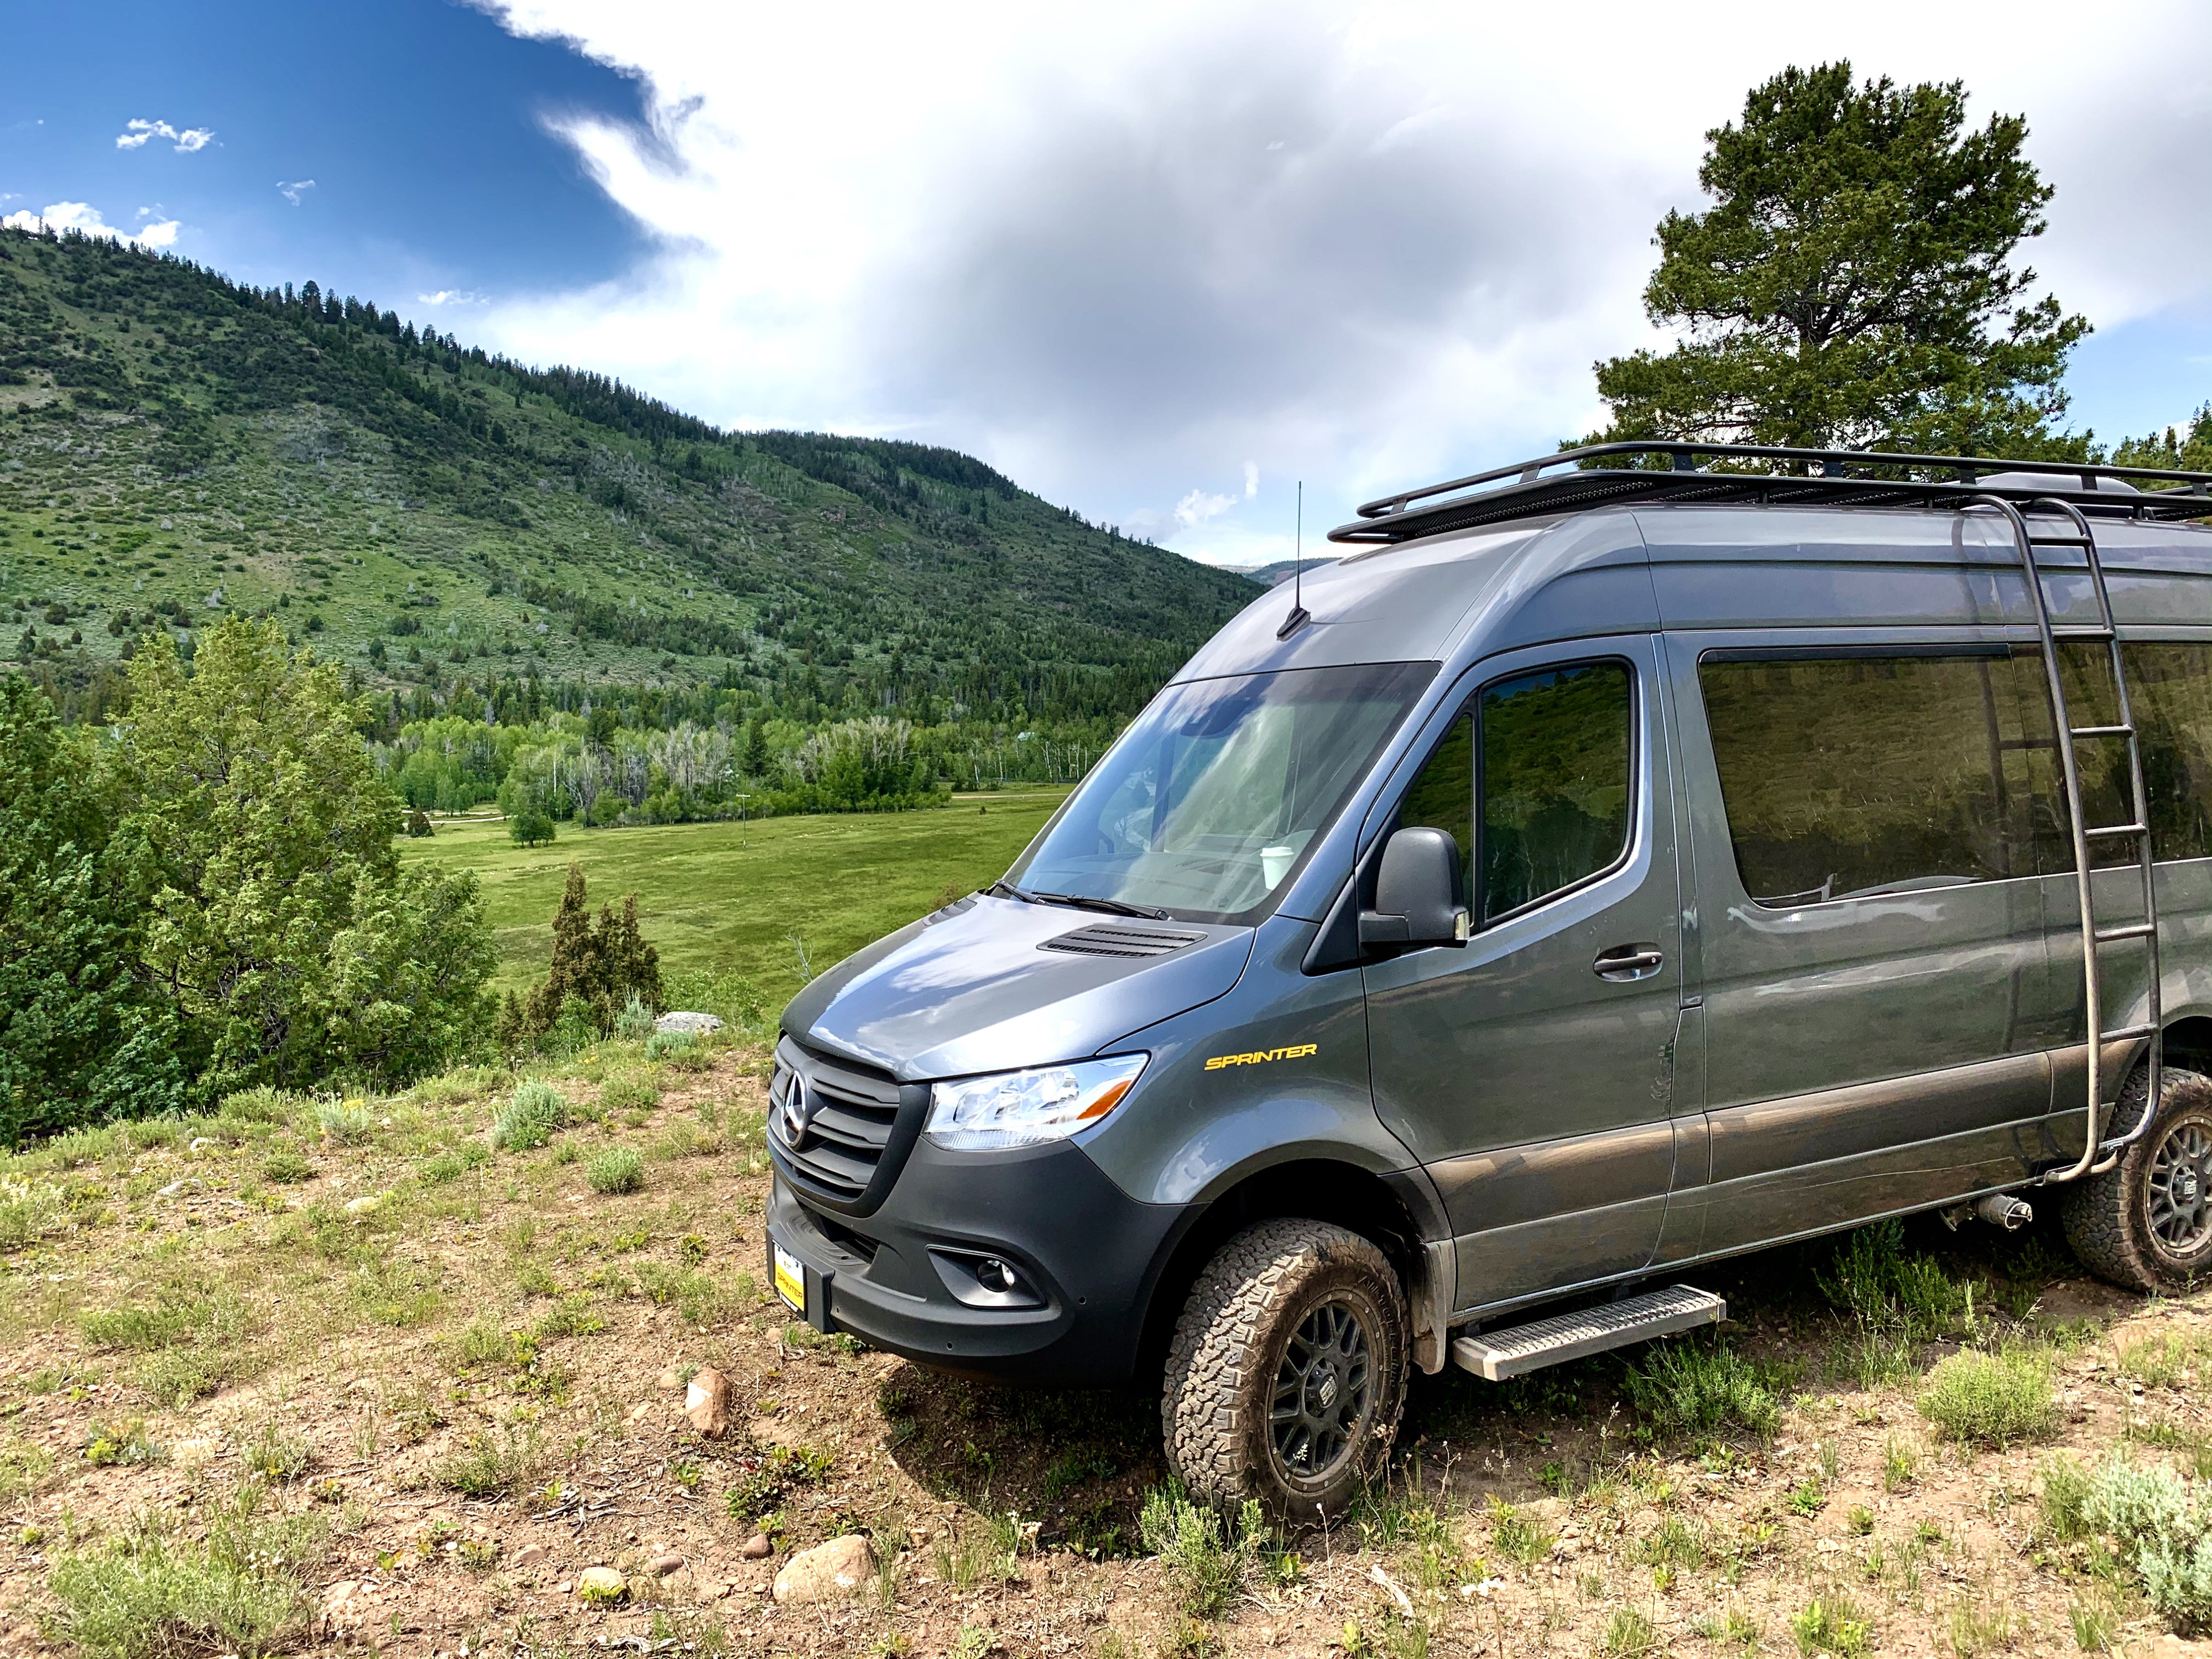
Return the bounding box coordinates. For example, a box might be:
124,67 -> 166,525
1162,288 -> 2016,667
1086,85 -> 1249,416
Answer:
1328,440 -> 2212,546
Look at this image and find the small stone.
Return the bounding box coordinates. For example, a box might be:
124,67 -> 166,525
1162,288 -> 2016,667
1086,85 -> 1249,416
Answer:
512,1542 -> 547,1569
343,1194 -> 381,1215
772,1535 -> 874,1604
552,1579 -> 572,1595
189,1136 -> 213,1151
654,1011 -> 724,1035
155,1178 -> 199,1198
657,1369 -> 681,1391
740,1533 -> 772,1559
651,1552 -> 684,1577
684,1366 -> 732,1438
625,1402 -> 651,1425
906,1525 -> 932,1548
575,1565 -> 626,1603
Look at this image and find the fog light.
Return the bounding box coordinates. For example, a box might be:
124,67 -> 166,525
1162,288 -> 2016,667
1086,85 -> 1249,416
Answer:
975,1256 -> 1020,1295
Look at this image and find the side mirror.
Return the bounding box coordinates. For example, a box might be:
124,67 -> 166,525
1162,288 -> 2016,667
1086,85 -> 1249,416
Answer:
1359,826 -> 1469,948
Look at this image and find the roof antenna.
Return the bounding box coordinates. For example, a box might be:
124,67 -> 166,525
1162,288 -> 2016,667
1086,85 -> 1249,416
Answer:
1277,479 -> 1310,639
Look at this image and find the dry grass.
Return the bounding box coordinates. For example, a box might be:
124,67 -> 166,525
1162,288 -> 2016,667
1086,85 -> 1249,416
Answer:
2,1041 -> 2210,1656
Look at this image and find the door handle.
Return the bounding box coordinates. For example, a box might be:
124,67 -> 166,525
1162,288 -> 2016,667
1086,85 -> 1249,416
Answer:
1594,943 -> 1665,982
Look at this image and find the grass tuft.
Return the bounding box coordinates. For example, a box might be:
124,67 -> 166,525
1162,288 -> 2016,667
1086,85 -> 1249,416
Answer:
1622,1338 -> 1781,1439
43,1488 -> 325,1659
492,1080 -> 568,1151
1140,1482 -> 1266,1619
585,1145 -> 644,1194
1917,1347 -> 2056,1449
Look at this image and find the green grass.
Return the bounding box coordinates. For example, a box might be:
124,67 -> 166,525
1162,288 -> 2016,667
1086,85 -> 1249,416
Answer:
1918,1347 -> 2057,1449
585,1146 -> 644,1194
404,796 -> 1066,1001
44,1486 -> 324,1659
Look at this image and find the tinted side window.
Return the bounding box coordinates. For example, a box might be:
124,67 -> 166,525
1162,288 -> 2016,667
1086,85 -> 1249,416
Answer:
2052,643 -> 2212,865
1399,713 -> 1474,902
1480,662 -> 1633,920
1699,653 -> 2044,905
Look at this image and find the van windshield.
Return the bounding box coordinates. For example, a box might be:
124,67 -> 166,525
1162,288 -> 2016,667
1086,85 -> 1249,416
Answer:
1009,662 -> 1435,921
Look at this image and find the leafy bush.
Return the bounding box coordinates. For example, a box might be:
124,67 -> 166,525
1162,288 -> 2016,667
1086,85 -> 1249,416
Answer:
586,1146 -> 644,1194
1917,1348 -> 2055,1448
1818,1219 -> 1969,1339
508,806 -> 554,848
93,619 -> 497,1103
494,865 -> 661,1051
0,678 -> 186,1145
493,1081 -> 568,1151
1139,1482 -> 1266,1619
258,1147 -> 312,1185
1622,1339 -> 1781,1438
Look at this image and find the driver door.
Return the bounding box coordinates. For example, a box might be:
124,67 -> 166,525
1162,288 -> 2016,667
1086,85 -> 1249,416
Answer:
1363,637 -> 1687,1314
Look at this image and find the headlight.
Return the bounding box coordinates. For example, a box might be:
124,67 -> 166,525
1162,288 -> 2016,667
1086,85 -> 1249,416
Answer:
925,1055 -> 1147,1150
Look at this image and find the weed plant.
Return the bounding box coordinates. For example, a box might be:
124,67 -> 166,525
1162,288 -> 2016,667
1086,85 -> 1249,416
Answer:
1139,1482 -> 1266,1619
1621,1338 -> 1782,1439
1918,1347 -> 2056,1448
43,1484 -> 325,1659
492,1081 -> 568,1151
586,1146 -> 644,1194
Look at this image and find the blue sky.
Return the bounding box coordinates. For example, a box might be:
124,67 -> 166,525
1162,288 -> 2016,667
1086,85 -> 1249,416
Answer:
0,0 -> 647,315
4,0 -> 2209,564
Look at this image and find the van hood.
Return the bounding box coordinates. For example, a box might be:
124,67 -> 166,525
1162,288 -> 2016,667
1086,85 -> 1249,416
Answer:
781,893 -> 1256,1081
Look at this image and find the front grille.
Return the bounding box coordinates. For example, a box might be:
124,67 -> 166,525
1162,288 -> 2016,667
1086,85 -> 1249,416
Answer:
768,1036 -> 916,1211
1040,922 -> 1208,958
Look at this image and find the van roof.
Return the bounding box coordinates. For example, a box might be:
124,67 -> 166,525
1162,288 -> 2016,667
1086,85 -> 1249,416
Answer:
1329,440 -> 2212,546
1176,442 -> 2212,685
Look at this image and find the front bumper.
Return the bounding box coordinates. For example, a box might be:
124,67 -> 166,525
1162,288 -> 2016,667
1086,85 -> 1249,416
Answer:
765,1134 -> 1191,1386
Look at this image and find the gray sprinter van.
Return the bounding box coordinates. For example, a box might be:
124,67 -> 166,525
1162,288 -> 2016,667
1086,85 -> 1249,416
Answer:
767,441 -> 2212,1516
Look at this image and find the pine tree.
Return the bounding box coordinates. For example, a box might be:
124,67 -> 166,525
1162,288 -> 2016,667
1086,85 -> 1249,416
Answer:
1589,62 -> 2087,457
744,717 -> 771,777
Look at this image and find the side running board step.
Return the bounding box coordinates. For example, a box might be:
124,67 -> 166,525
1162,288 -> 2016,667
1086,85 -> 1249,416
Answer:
1450,1285 -> 1726,1381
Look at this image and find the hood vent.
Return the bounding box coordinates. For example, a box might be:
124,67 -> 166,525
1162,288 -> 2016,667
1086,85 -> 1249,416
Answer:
1040,922 -> 1208,959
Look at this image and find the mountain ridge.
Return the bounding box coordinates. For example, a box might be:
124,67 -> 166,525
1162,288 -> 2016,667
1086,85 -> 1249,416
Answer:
0,225 -> 1259,727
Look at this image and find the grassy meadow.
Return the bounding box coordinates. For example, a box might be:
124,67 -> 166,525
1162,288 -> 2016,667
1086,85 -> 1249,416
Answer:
401,791 -> 1070,1005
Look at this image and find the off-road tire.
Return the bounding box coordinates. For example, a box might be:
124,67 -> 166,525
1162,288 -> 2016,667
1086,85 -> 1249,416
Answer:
2062,1065 -> 2212,1293
1161,1219 -> 1408,1523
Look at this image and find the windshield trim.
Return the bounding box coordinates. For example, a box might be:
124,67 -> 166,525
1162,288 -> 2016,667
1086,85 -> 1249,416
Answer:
1006,660 -> 1439,928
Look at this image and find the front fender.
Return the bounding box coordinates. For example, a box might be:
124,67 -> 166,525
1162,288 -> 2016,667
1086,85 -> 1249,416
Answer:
1076,914 -> 1419,1206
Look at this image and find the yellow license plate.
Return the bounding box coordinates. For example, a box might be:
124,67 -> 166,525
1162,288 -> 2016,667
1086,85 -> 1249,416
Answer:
772,1241 -> 805,1315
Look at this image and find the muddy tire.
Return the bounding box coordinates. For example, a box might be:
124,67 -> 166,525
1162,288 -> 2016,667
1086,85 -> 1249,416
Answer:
1160,1219 -> 1408,1523
2061,1065 -> 2212,1293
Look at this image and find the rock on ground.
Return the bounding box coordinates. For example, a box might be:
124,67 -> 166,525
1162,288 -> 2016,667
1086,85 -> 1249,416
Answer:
655,1011 -> 724,1035
772,1535 -> 874,1604
576,1565 -> 627,1603
685,1366 -> 732,1437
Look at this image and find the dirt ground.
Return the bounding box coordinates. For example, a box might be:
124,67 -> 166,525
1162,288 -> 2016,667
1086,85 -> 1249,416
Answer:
3,1037 -> 2210,1658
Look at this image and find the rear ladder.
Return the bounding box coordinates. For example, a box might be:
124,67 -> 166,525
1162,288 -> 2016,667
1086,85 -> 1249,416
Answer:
1974,495 -> 2164,1180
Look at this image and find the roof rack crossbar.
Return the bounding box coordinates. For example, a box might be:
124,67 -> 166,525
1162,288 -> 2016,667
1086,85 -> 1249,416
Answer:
1332,440 -> 2212,546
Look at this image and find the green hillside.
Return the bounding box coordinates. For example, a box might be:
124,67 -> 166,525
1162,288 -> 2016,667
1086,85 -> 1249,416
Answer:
0,225 -> 1257,723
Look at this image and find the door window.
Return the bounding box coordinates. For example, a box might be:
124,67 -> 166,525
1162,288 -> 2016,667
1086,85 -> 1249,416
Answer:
1396,661 -> 1635,926
1478,662 -> 1635,922
1698,651 -> 2047,906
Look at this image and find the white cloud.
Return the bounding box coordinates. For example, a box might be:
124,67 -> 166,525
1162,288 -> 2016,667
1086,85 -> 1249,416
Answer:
418,290 -> 483,306
276,179 -> 315,206
117,118 -> 215,154
472,0 -> 2212,565
1,201 -> 179,248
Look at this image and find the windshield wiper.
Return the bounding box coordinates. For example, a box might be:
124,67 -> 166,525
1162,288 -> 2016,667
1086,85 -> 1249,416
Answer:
990,881 -> 1170,921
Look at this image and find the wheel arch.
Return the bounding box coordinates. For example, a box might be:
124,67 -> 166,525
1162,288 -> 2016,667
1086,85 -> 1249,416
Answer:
2161,1014 -> 2212,1079
1136,1155 -> 1449,1383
